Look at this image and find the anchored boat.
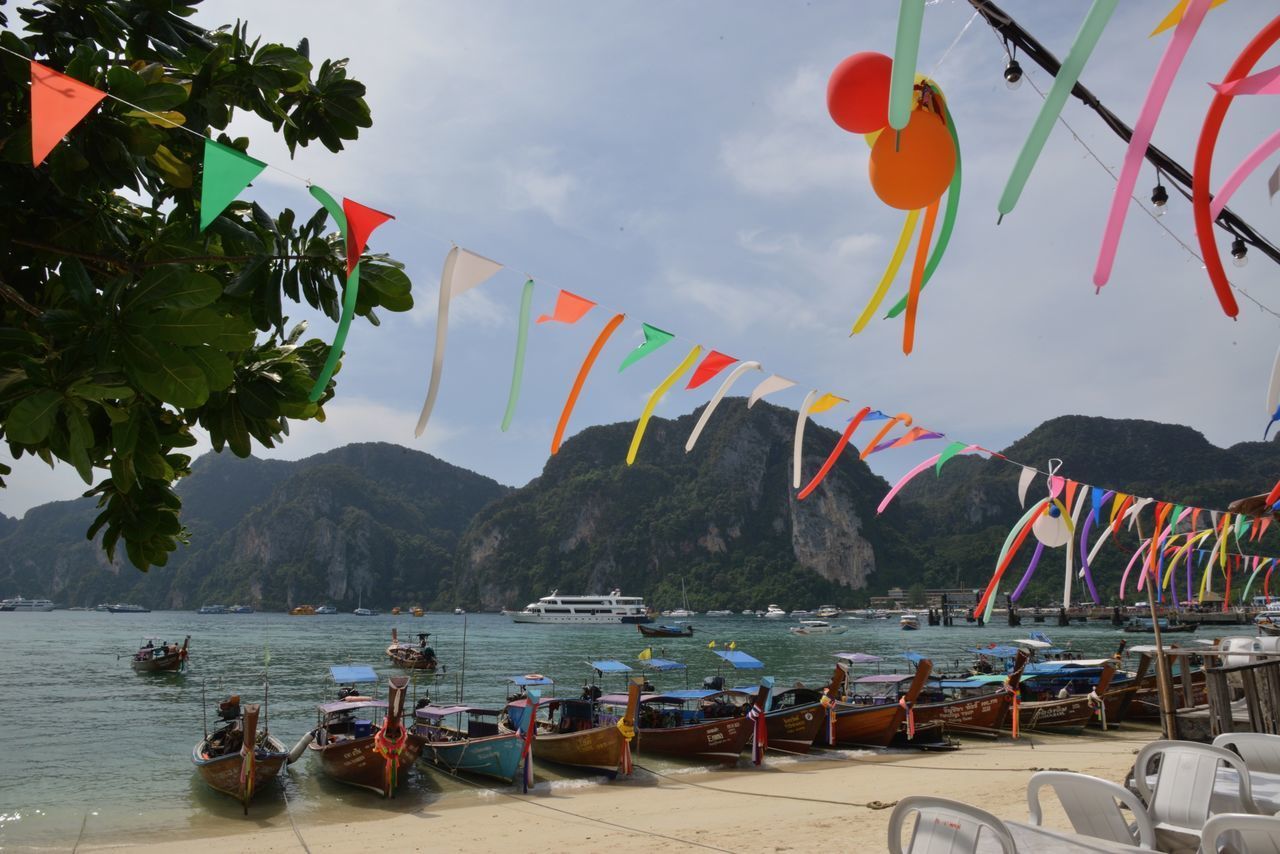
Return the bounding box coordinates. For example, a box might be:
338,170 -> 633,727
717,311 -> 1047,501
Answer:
307,666 -> 420,797
192,696 -> 288,813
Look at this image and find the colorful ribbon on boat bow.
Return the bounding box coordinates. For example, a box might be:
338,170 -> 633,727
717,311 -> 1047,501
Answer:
820,688 -> 836,746
1088,689 -> 1106,731
238,743 -> 255,807
373,716 -> 408,797
1002,678 -> 1020,740
616,717 -> 635,776
898,696 -> 916,740
520,693 -> 540,792
746,702 -> 767,766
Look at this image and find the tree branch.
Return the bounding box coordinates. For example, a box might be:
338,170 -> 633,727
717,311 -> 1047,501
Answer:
0,272 -> 41,317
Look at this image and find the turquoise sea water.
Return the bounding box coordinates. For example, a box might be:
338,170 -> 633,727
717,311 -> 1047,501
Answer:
0,610 -> 1253,849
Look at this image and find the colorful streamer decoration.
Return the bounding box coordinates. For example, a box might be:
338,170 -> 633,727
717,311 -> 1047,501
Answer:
876,444 -> 979,513
627,345 -> 702,465
998,0 -> 1118,221
1193,16 -> 1280,318
199,139 -> 266,231
1208,128 -> 1280,219
537,290 -> 596,325
29,60 -> 106,166
552,314 -> 626,455
799,406 -> 872,501
1017,466 -> 1037,508
851,209 -> 920,334
888,0 -> 926,131
791,390 -> 821,489
1150,0 -> 1227,37
902,198 -> 940,355
306,185 -> 351,402
978,499 -> 1051,621
807,393 -> 847,416
748,374 -> 796,408
342,199 -> 393,278
935,440 -> 971,475
687,350 -> 737,390
414,247 -> 504,435
1211,64 -> 1280,96
1094,0 -> 1211,288
618,323 -> 675,372
860,412 -> 912,460
684,361 -> 762,452
501,279 -> 535,432
868,426 -> 942,455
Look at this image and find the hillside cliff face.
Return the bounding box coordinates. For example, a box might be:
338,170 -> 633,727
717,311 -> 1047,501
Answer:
448,400 -> 919,612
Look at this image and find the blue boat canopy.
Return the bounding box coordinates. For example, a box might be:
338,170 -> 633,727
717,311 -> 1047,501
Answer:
902,651 -> 926,664
712,649 -> 764,669
939,678 -> 1002,689
653,689 -> 724,701
508,674 -> 555,686
642,658 -> 686,672
588,659 -> 633,674
330,665 -> 378,684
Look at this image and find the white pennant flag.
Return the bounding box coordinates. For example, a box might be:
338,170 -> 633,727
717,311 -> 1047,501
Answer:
747,374 -> 796,408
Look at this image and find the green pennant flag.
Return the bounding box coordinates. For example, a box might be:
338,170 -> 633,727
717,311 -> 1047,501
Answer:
618,322 -> 674,372
199,139 -> 266,231
935,440 -> 970,475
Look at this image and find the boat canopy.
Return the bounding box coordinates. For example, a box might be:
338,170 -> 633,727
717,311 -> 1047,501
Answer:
589,659 -> 633,674
968,646 -> 1022,659
598,692 -> 661,705
414,704 -> 472,719
508,674 -> 555,686
712,649 -> 764,669
939,675 -> 1008,688
642,657 -> 686,671
852,674 -> 912,684
651,689 -> 733,702
319,699 -> 388,714
1011,638 -> 1052,649
834,652 -> 883,664
329,664 -> 378,684
902,651 -> 926,664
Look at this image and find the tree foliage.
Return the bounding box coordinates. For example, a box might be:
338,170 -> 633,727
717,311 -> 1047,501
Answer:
0,0 -> 412,569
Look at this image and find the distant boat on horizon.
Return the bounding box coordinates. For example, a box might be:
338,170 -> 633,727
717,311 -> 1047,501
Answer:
1,597 -> 56,612
108,603 -> 150,614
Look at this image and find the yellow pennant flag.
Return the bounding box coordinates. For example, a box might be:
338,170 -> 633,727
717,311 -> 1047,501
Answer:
637,647 -> 652,661
728,641 -> 736,650
1150,0 -> 1227,37
707,640 -> 716,649
807,393 -> 847,416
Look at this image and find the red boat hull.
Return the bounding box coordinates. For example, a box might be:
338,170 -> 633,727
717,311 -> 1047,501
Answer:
816,702 -> 904,748
634,718 -> 750,765
913,692 -> 1012,734
310,735 -> 423,797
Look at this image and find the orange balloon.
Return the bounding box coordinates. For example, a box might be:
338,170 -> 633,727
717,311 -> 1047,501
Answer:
868,109 -> 956,211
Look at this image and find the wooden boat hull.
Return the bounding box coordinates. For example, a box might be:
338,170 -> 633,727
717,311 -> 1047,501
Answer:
309,735 -> 423,797
131,653 -> 185,672
1007,696 -> 1100,733
415,731 -> 522,782
528,724 -> 627,776
912,692 -> 1011,735
816,702 -> 904,748
637,624 -> 693,638
634,717 -> 750,765
387,652 -> 437,671
192,738 -> 288,804
764,702 -> 824,753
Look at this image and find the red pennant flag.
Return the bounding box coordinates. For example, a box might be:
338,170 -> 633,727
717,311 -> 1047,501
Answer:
30,61 -> 107,166
686,350 -> 737,390
342,198 -> 394,276
536,290 -> 596,324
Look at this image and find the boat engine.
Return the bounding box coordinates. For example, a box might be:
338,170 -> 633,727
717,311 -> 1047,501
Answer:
217,696 -> 242,722
702,675 -> 724,691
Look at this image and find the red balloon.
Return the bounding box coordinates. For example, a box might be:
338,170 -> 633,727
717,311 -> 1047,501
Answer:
827,52 -> 893,134
868,109 -> 955,211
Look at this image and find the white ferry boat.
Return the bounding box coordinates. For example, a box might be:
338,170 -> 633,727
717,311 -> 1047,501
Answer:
511,589 -> 651,624
1,597 -> 56,612
762,604 -> 788,619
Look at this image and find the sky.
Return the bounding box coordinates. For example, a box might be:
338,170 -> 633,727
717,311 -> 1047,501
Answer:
5,0 -> 1280,517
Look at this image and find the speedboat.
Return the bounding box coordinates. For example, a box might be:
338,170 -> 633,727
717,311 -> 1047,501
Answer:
789,620 -> 847,635
315,605 -> 337,615
900,613 -> 920,631
815,605 -> 841,618
289,605 -> 316,616
790,609 -> 813,618
228,605 -> 254,614
197,604 -> 226,615
763,605 -> 788,619
108,603 -> 150,613
705,610 -> 733,617
353,607 -> 379,616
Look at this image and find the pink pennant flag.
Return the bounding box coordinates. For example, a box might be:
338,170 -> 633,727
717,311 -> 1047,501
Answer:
1211,63 -> 1280,96
536,290 -> 596,324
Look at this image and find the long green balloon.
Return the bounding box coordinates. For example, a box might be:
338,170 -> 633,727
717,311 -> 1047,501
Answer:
885,93 -> 961,319
501,279 -> 535,432
308,184 -> 354,402
997,0 -> 1118,219
888,0 -> 926,131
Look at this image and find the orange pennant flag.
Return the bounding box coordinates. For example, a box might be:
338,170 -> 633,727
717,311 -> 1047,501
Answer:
30,61 -> 107,166
537,290 -> 596,324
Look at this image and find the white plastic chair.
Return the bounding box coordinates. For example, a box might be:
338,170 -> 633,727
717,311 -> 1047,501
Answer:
1134,740 -> 1260,849
1026,770 -> 1157,849
887,796 -> 1016,854
1214,733 -> 1280,775
1199,813 -> 1280,853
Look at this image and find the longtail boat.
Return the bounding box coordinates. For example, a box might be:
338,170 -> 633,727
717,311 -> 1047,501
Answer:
308,666 -> 420,797
910,651 -> 1029,736
130,636 -> 189,672
412,702 -> 523,782
638,623 -> 694,638
699,647 -> 823,754
504,679 -> 642,777
192,697 -> 288,813
386,628 -> 439,671
1004,662 -> 1116,734
815,657 -> 932,748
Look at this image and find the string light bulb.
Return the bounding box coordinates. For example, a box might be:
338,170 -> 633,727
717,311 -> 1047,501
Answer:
1004,57 -> 1023,90
1231,237 -> 1248,268
1150,182 -> 1168,215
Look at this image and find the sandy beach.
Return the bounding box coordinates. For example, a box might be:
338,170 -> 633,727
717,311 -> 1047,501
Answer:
76,726 -> 1162,853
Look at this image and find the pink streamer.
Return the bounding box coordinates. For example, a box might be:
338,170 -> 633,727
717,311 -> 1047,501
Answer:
1210,127 -> 1280,217
1119,540 -> 1151,601
1211,63 -> 1280,96
1094,0 -> 1212,288
876,445 -> 979,514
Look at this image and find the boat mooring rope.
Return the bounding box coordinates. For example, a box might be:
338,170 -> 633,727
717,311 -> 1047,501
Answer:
279,783 -> 312,854
633,763 -> 898,810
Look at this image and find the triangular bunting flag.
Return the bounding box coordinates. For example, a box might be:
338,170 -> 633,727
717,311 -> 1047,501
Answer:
747,374 -> 796,408
687,350 -> 737,390
869,427 -> 943,455
637,647 -> 652,661
807,393 -> 847,416
30,60 -> 106,166
536,290 -> 596,324
618,323 -> 674,372
935,440 -> 970,475
199,139 -> 267,231
863,410 -> 891,421
342,198 -> 395,276
1150,0 -> 1226,37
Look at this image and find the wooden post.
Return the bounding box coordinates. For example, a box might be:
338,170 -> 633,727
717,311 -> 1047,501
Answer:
1137,516 -> 1179,740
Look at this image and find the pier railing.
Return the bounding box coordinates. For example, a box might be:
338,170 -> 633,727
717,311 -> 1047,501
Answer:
1204,656 -> 1280,736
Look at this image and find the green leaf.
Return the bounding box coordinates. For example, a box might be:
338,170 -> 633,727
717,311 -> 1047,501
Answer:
132,344 -> 210,408
148,144 -> 193,189
254,44 -> 313,77
69,383 -> 136,401
126,266 -> 221,311
59,258 -> 95,306
64,405 -> 95,484
6,390 -> 63,444
187,346 -> 233,390
144,307 -> 228,346
209,315 -> 257,351
111,406 -> 142,455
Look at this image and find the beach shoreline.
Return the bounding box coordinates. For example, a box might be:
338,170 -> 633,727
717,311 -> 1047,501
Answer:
64,725 -> 1162,853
